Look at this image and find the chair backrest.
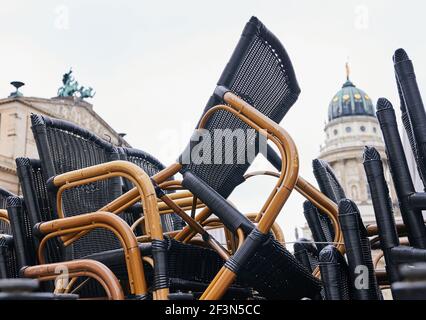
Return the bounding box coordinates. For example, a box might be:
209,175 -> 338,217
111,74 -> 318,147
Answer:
338,198 -> 381,300
293,239 -> 319,273
15,158 -> 62,265
318,245 -> 351,300
30,114 -> 123,258
303,200 -> 334,250
313,159 -> 346,203
376,98 -> 426,248
0,188 -> 15,235
180,16 -> 300,198
393,48 -> 426,190
6,196 -> 37,270
120,147 -> 184,231
363,146 -> 401,284
304,159 -> 345,246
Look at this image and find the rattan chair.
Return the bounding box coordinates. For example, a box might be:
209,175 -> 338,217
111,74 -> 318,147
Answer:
375,97 -> 426,249
363,145 -> 426,299
138,16 -> 333,299
294,239 -> 319,273
338,198 -> 382,300
303,160 -> 345,251
394,48 -> 426,190
5,160 -> 124,299
318,245 -> 351,300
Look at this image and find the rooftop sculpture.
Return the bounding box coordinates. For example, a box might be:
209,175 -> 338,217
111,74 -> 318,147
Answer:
57,69 -> 95,100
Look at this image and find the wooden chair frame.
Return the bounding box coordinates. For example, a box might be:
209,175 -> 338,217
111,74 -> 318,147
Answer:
22,259 -> 124,300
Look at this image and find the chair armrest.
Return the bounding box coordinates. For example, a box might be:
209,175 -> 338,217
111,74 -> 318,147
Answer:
48,161 -> 161,237
34,211 -> 147,297
22,259 -> 124,300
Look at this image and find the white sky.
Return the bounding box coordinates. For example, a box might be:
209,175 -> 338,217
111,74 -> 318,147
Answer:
1,0 -> 425,243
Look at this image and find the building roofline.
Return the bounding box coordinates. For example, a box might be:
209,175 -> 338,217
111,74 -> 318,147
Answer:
0,96 -> 130,147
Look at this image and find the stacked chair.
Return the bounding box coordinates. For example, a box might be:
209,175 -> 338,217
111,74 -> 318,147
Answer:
297,159 -> 381,299
6,16 -> 409,300
362,48 -> 426,299
2,16 -> 349,300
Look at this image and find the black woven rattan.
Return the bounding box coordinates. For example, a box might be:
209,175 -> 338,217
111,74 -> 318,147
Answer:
376,98 -> 426,248
120,147 -> 184,231
237,236 -> 322,299
180,16 -> 300,198
31,114 -> 124,260
393,49 -> 426,190
338,199 -> 381,300
0,235 -> 17,279
318,245 -> 351,300
294,239 -> 319,273
303,159 -> 344,250
313,159 -> 346,203
15,158 -> 62,266
303,200 -> 334,252
363,146 -> 426,298
363,146 -> 401,285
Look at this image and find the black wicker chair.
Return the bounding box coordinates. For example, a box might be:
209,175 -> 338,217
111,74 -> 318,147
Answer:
173,16 -> 322,299
363,145 -> 426,299
304,159 -> 345,250
293,239 -> 319,273
318,245 -> 351,300
375,98 -> 426,249
394,48 -> 426,190
338,198 -> 381,300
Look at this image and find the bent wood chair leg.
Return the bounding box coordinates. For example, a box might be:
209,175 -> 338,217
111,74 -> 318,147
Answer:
22,259 -> 124,300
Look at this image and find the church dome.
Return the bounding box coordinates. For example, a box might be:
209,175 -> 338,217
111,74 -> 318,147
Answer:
328,65 -> 375,121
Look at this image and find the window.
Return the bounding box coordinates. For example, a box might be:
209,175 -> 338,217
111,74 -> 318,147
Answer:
333,129 -> 338,136
345,126 -> 352,133
360,126 -> 366,132
373,127 -> 377,133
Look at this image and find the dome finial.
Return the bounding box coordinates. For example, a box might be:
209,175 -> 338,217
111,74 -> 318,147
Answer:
345,60 -> 350,81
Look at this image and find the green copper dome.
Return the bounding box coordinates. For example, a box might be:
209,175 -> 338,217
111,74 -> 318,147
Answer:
328,73 -> 375,121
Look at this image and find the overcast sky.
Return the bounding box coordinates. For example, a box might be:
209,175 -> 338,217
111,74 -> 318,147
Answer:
1,0 -> 425,243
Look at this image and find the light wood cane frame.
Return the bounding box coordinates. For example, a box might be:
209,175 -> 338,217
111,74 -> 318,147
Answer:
22,259 -> 124,300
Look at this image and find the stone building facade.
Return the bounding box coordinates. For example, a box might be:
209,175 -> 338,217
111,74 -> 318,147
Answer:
0,95 -> 129,194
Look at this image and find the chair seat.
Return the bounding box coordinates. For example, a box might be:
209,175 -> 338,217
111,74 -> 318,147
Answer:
82,238 -> 253,299
239,238 -> 323,300
81,237 -> 322,299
